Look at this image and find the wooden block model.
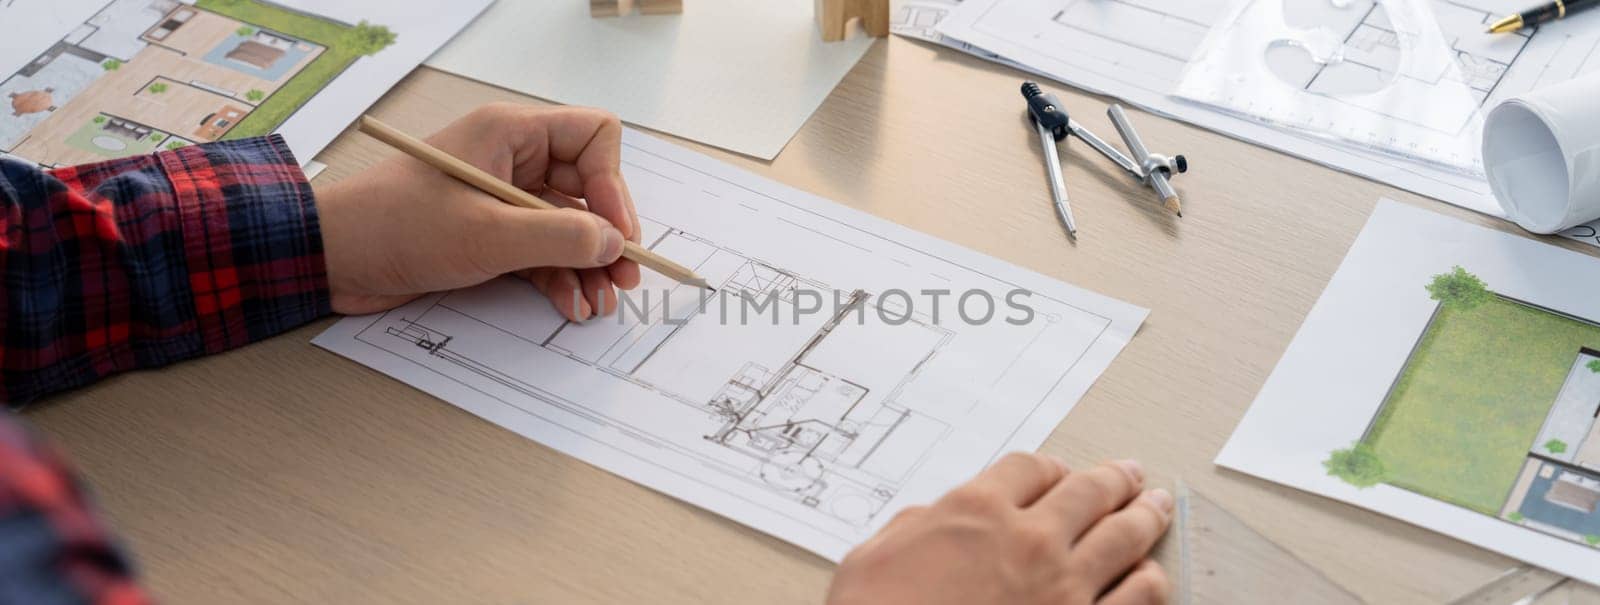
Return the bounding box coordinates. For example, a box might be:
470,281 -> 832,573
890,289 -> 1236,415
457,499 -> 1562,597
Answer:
591,0 -> 682,17
816,0 -> 889,42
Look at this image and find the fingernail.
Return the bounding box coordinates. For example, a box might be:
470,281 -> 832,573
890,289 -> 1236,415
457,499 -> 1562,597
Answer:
1116,459 -> 1144,483
1047,455 -> 1069,474
593,216 -> 624,264
1144,488 -> 1174,514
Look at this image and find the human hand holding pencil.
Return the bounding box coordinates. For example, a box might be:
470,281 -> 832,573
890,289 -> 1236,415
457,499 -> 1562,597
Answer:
314,104 -> 646,321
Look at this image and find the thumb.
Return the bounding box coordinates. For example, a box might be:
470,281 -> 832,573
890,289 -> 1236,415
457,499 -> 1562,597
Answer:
478,206 -> 625,273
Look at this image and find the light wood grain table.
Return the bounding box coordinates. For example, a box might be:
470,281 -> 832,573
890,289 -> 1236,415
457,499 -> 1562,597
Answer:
25,36 -> 1596,604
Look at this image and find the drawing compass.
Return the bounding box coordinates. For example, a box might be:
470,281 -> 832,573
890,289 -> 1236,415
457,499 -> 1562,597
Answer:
1023,81 -> 1078,236
1102,104 -> 1187,215
1021,81 -> 1189,225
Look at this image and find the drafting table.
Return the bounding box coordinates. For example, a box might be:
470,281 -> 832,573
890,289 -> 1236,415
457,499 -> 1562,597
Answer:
23,37 -> 1590,604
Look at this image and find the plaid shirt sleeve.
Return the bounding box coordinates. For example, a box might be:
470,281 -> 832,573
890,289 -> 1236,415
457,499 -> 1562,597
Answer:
0,135 -> 330,603
0,417 -> 148,605
1,134 -> 330,405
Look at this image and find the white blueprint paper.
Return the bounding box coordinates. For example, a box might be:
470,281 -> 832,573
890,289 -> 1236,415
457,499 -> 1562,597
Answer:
1484,73 -> 1600,234
427,0 -> 874,160
933,0 -> 1600,241
314,129 -> 1147,560
893,0 -> 1012,61
1218,200 -> 1600,585
0,1 -> 108,78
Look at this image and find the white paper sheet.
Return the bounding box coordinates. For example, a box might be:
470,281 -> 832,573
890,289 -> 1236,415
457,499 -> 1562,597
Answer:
931,0 -> 1600,242
1218,200 -> 1600,585
893,0 -> 1011,61
426,0 -> 875,160
1484,73 -> 1600,234
314,129 -> 1147,560
0,0 -> 491,168
0,1 -> 108,78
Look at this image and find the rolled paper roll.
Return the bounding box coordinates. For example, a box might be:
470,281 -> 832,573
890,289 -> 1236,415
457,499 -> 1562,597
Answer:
1483,72 -> 1600,233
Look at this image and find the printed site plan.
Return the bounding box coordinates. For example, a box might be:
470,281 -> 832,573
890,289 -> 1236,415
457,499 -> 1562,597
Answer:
1219,201 -> 1600,585
1344,268 -> 1600,549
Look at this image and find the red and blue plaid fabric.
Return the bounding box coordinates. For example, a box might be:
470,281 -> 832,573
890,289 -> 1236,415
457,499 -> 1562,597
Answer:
3,134 -> 328,404
0,134 -> 329,602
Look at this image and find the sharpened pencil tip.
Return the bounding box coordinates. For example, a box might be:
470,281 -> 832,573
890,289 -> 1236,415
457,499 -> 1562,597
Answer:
1164,195 -> 1183,216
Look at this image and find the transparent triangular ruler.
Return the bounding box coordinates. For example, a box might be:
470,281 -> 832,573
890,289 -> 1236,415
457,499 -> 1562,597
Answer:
1529,577 -> 1600,605
1170,484 -> 1361,605
1165,484 -> 1598,604
1449,566 -> 1600,605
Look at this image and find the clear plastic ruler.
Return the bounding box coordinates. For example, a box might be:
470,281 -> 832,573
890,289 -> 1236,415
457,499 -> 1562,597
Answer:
1162,485 -> 1600,604
1173,0 -> 1486,178
1164,484 -> 1361,605
1447,566 -> 1600,605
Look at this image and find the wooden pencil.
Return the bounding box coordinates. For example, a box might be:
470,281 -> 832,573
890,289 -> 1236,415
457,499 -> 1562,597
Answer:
355,116 -> 711,290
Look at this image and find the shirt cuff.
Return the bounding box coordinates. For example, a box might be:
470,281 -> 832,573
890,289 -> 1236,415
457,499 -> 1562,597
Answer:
157,134 -> 330,353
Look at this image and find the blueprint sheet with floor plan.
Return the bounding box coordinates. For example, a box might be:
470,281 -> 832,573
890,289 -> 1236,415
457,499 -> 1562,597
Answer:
313,130 -> 1147,561
933,0 -> 1600,245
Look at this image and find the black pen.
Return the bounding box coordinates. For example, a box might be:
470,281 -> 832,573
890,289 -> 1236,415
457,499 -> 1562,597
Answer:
1488,0 -> 1597,33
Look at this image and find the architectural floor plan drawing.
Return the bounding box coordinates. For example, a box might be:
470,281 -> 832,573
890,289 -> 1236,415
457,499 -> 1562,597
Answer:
1503,351 -> 1600,545
1,0 -> 490,167
373,225 -> 961,529
892,0 -> 1011,60
1218,201 -> 1600,585
1176,0 -> 1538,173
934,0 -> 1600,241
315,130 -> 1147,560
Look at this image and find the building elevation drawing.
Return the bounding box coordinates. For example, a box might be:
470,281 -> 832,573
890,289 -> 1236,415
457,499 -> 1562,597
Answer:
0,0 -> 394,166
315,130 -> 1147,560
1329,268 -> 1600,549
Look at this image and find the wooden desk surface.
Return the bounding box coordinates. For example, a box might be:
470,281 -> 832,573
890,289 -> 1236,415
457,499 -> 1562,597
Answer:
25,37 -> 1596,604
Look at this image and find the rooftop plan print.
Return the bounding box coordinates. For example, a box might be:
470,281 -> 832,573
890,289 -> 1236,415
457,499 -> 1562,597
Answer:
0,0 -> 492,166
1218,201 -> 1600,585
